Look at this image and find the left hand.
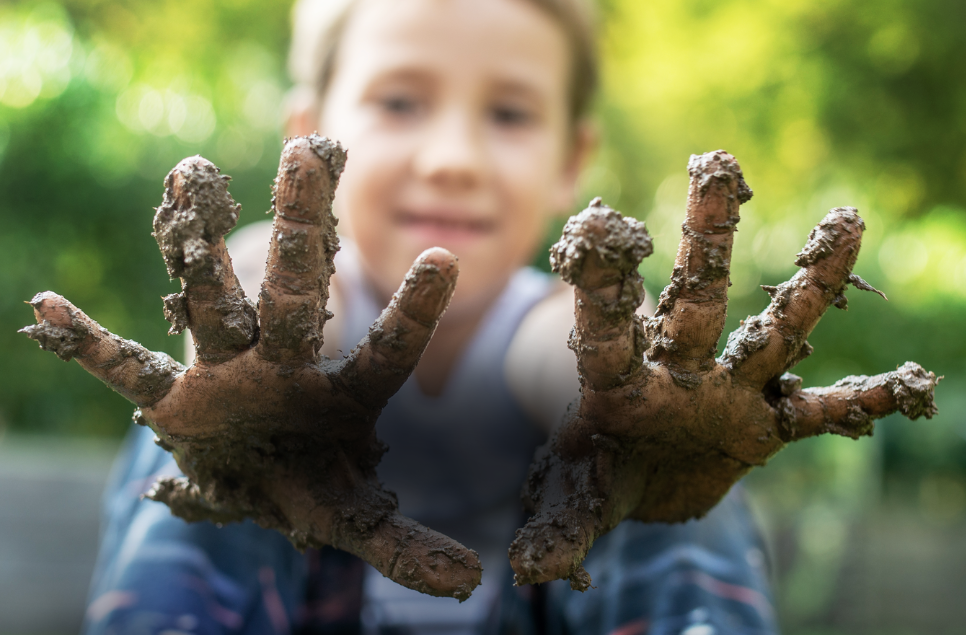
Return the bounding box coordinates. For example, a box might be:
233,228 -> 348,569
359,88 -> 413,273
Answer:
509,150 -> 940,590
22,136 -> 482,600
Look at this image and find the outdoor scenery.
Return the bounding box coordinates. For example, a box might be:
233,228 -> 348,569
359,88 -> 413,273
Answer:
1,0 -> 964,632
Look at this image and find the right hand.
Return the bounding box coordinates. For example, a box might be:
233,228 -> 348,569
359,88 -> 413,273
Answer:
509,152 -> 939,591
21,135 -> 481,601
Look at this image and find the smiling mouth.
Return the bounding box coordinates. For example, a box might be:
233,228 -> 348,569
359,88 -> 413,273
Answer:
396,211 -> 496,238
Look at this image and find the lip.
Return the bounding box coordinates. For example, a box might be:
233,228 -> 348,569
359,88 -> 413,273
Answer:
395,209 -> 497,243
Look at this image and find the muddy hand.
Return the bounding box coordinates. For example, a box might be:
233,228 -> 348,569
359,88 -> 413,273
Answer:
509,150 -> 940,591
21,134 -> 481,601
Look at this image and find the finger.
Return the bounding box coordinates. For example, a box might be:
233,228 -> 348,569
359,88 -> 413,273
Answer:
337,511 -> 482,601
509,435 -> 631,591
775,363 -> 940,441
154,156 -> 257,363
20,292 -> 184,407
257,134 -> 346,363
550,198 -> 652,391
146,476 -> 247,525
509,506 -> 598,590
339,248 -> 458,407
648,151 -> 753,374
275,442 -> 481,600
722,208 -> 865,387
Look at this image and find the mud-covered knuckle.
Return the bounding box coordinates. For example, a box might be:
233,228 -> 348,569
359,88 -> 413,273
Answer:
775,396 -> 799,442
550,198 -> 652,288
794,207 -> 864,268
146,475 -> 248,524
268,224 -> 331,288
775,372 -> 803,395
759,277 -> 815,321
691,230 -> 730,280
333,487 -> 399,546
154,156 -> 240,281
368,320 -> 413,354
805,382 -> 876,439
219,295 -> 258,346
673,229 -> 733,293
190,294 -> 258,357
276,227 -> 313,270
642,314 -> 676,357
20,319 -> 90,362
719,315 -> 774,370
122,348 -> 185,405
687,150 -> 753,205
162,292 -> 189,335
889,362 -> 940,419
838,401 -> 876,438
257,289 -> 320,357
189,312 -> 258,361
582,271 -> 647,324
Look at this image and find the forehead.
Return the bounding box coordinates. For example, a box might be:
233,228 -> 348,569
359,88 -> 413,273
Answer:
335,0 -> 570,97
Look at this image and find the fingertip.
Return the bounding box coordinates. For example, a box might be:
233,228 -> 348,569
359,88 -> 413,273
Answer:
280,135 -> 319,166
364,516 -> 482,600
794,207 -> 864,269
395,249 -> 459,326
281,134 -> 347,182
166,155 -> 223,202
415,247 -> 459,283
274,135 -> 346,225
550,204 -> 651,289
687,150 -> 752,203
27,291 -> 74,327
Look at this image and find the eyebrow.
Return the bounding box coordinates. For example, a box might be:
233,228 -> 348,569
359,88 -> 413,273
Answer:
359,63 -> 554,111
363,66 -> 437,91
489,79 -> 547,102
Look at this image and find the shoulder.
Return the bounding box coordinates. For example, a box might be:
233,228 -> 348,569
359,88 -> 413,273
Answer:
505,282 -> 578,434
504,278 -> 658,434
225,220 -> 274,298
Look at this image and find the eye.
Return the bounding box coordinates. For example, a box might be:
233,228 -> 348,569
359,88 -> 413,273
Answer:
379,94 -> 421,116
491,104 -> 534,127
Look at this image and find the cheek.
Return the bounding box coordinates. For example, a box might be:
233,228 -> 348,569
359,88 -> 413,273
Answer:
333,130 -> 410,226
329,129 -> 422,296
491,132 -> 568,220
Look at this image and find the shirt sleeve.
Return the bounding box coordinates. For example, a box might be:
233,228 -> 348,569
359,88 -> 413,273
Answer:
83,423 -> 308,635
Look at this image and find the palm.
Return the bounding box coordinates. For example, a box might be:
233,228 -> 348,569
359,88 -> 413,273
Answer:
509,151 -> 939,590
22,135 -> 481,601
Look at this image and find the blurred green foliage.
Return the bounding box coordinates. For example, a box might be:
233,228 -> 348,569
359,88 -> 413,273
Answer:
580,1 -> 966,627
0,0 -> 291,435
1,0 -> 964,629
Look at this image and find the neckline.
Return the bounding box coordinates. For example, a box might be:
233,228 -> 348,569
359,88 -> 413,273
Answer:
334,241 -> 553,403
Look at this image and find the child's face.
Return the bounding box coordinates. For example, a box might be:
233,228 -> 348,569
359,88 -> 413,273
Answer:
315,0 -> 585,311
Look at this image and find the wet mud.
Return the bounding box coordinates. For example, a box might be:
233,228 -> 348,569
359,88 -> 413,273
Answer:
20,135 -> 480,601
510,151 -> 940,592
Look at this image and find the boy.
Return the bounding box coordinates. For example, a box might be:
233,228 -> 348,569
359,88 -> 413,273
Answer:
80,0 -> 777,632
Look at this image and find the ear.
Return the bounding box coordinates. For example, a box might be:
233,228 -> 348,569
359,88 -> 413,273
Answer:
284,86 -> 320,138
552,119 -> 599,214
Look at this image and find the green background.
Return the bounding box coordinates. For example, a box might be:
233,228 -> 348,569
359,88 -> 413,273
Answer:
1,0 -> 964,631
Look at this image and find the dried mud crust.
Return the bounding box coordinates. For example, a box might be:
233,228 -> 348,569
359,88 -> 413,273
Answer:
21,134 -> 481,601
509,150 -> 940,591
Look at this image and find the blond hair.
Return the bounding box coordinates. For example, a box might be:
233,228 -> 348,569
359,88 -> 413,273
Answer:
288,0 -> 599,124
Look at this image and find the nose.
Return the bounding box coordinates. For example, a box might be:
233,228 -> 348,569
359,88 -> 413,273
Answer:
413,106 -> 487,191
